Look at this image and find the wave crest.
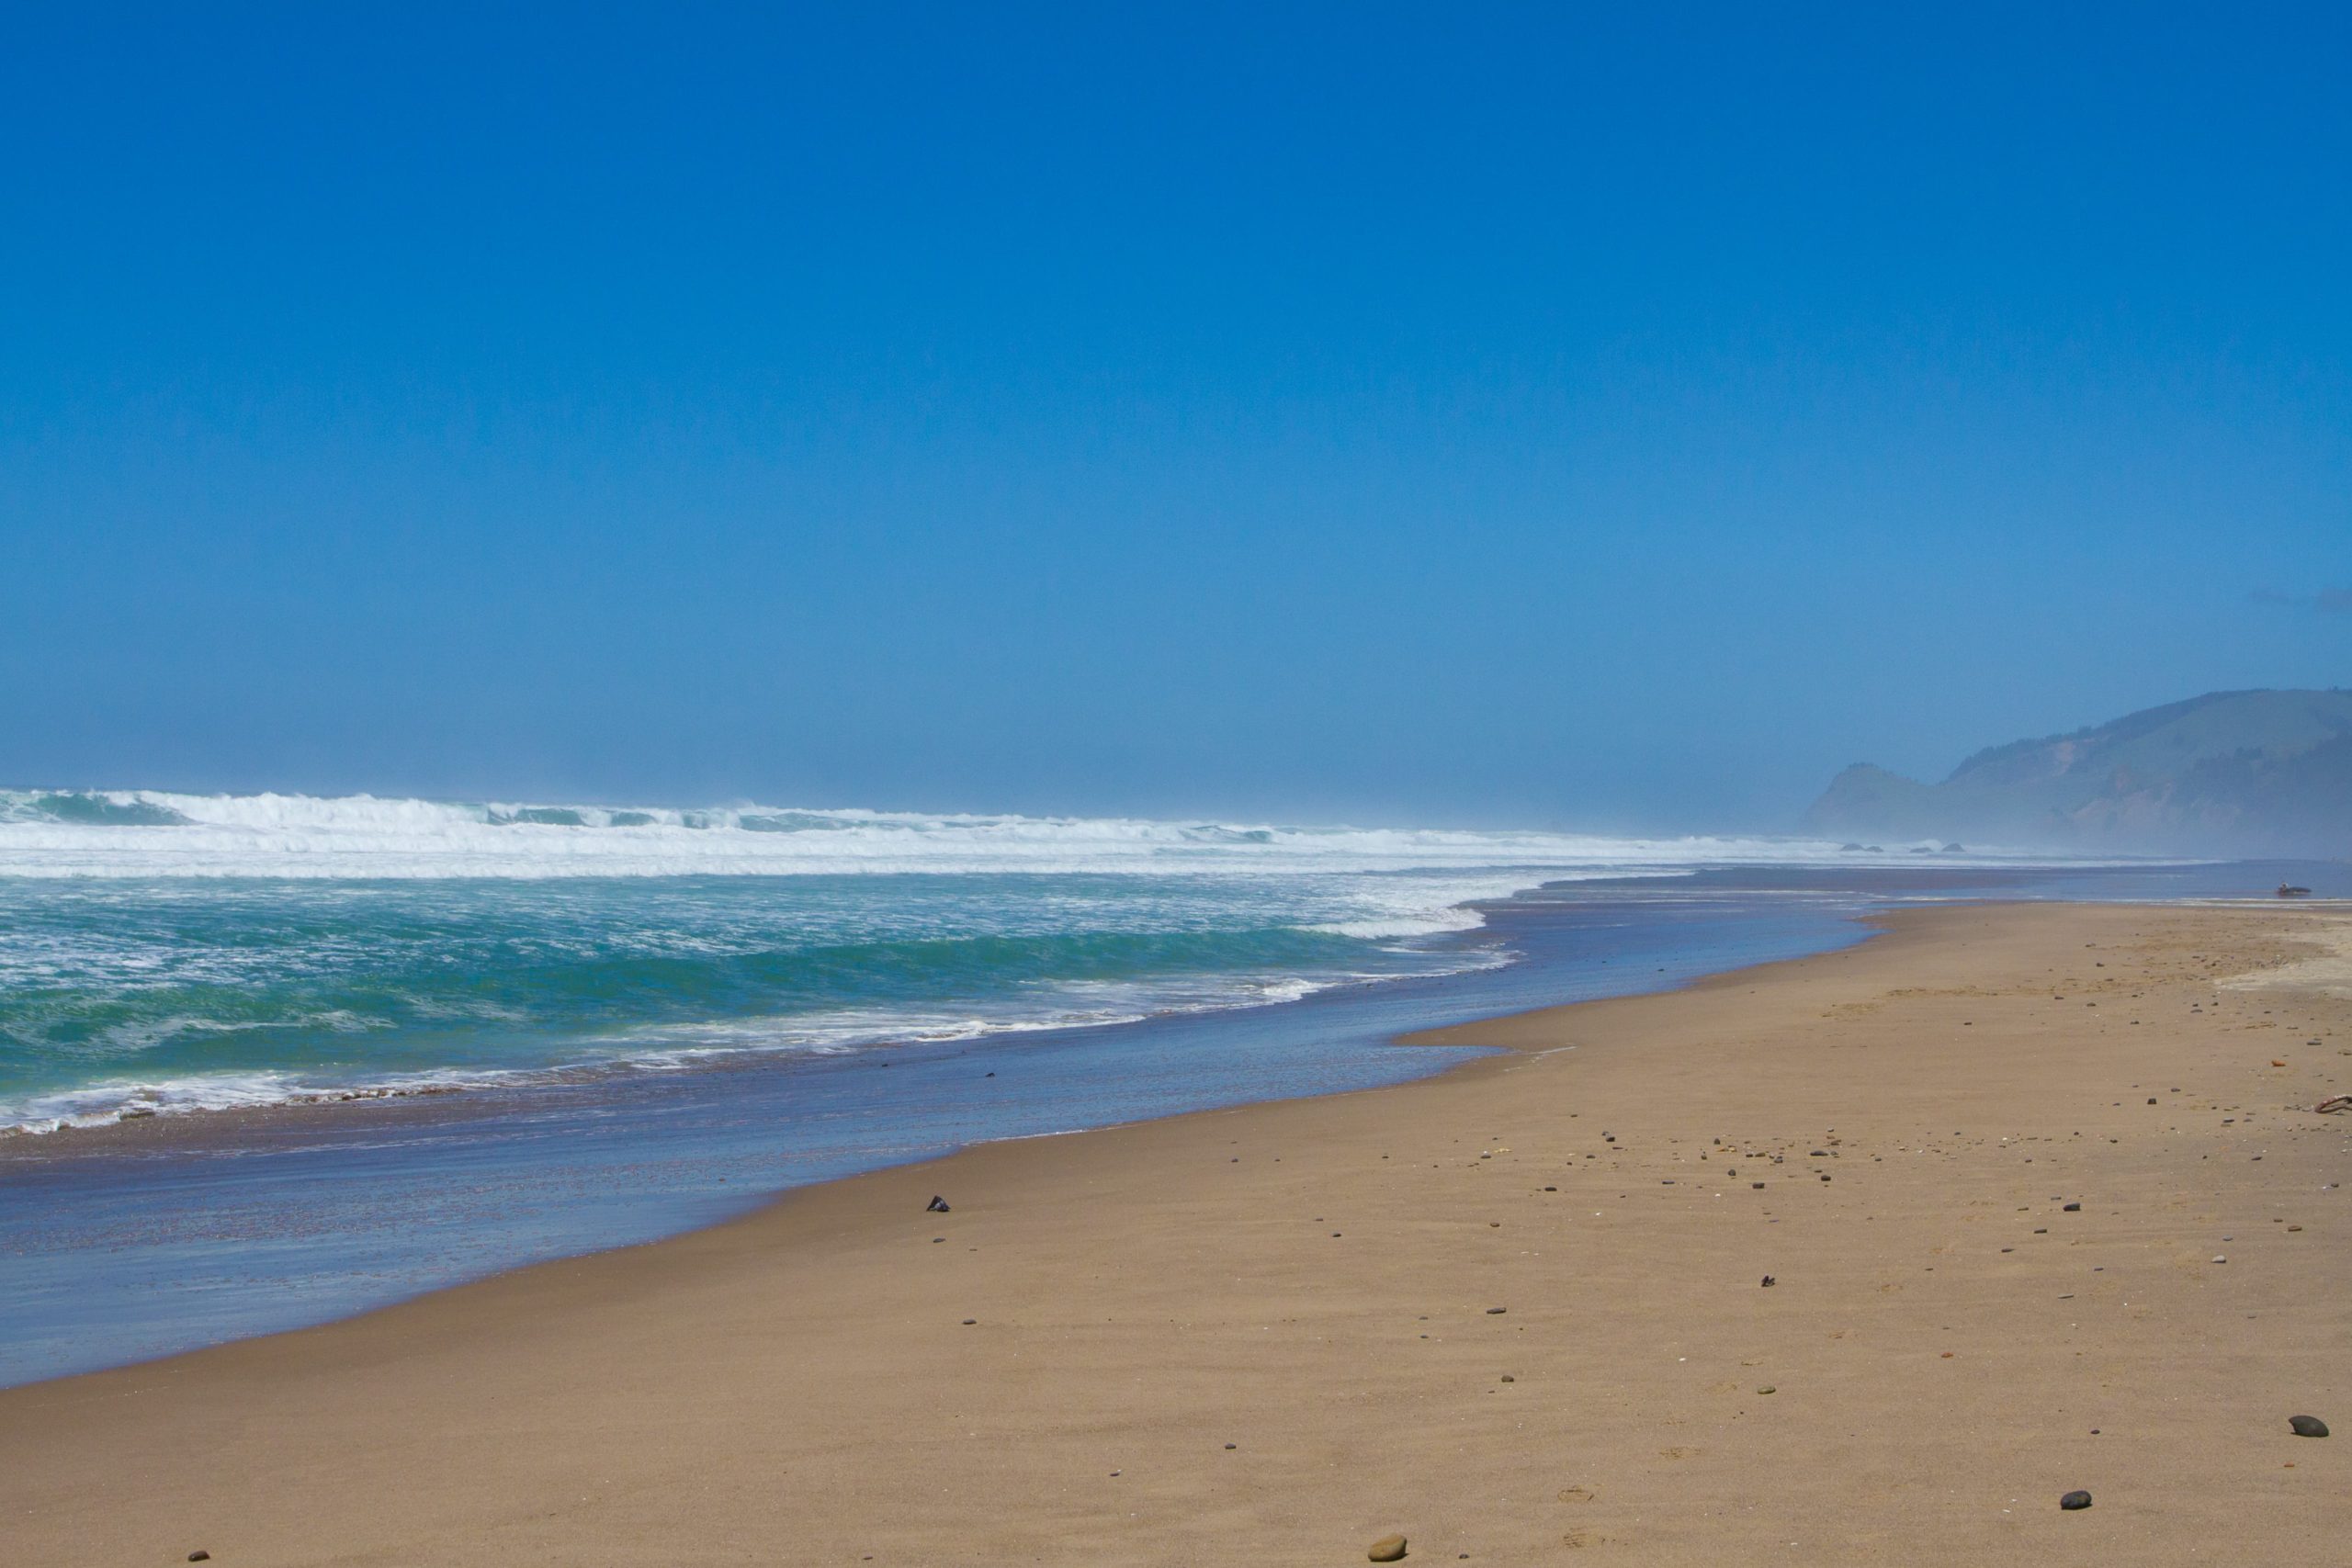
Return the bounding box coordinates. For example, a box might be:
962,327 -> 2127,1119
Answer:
0,787 -> 1885,881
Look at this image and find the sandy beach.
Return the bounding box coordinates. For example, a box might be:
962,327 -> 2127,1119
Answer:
3,899 -> 2346,1566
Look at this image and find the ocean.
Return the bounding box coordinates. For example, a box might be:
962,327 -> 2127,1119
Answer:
0,786 -> 1972,1134
0,787 -> 2324,1386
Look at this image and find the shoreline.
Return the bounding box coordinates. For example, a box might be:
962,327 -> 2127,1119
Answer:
3,858 -> 2268,1154
2,861 -> 2303,1160
1,872 -> 1907,1388
4,898 -> 2346,1563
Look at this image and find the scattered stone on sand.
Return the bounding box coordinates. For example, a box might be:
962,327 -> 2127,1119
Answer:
1225,1442 -> 1238,1450
1499,1374 -> 1514,1382
1486,1306 -> 1507,1314
1368,1534 -> 1409,1562
2289,1415 -> 2329,1438
926,1195 -> 951,1213
1760,1275 -> 1775,1287
187,1555 -> 209,1563
2063,1202 -> 2081,1211
961,1318 -> 976,1325
1757,1384 -> 1776,1394
2060,1490 -> 2093,1510
2212,1256 -> 2227,1264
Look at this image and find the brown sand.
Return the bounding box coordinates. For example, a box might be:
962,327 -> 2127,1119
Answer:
3,901 -> 2347,1565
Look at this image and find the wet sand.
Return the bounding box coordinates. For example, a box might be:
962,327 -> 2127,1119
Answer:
3,901 -> 2346,1565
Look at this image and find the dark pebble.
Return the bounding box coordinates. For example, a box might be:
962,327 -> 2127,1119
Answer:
2063,1202 -> 2081,1212
188,1556 -> 210,1564
1486,1306 -> 1507,1314
1225,1442 -> 1238,1450
926,1195 -> 952,1213
2290,1415 -> 2329,1438
2060,1490 -> 2092,1510
1760,1275 -> 1775,1287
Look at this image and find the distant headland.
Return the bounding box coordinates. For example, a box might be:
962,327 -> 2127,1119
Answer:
1804,687 -> 2352,856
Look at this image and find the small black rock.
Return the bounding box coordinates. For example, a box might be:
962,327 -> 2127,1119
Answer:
1760,1275 -> 1775,1287
2063,1202 -> 2081,1212
926,1195 -> 952,1213
2290,1414 -> 2329,1438
188,1555 -> 210,1564
2059,1490 -> 2092,1511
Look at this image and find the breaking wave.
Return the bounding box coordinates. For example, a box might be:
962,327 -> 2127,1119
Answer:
0,786 -> 1905,881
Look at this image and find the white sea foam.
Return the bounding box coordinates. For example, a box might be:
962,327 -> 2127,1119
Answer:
0,787 -> 1995,884
0,1066 -> 532,1135
0,957 -> 1497,1134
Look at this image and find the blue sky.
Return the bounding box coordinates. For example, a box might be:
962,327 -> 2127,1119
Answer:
4,4 -> 2347,829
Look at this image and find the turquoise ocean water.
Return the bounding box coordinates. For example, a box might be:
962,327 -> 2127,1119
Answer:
0,787 -> 1951,1134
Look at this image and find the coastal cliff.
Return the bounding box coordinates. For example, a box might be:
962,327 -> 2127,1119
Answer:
1805,688 -> 2352,854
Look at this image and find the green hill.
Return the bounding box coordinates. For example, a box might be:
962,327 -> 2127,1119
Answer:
1804,689 -> 2352,854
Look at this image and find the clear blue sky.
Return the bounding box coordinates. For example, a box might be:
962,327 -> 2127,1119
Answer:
4,4 -> 2347,829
